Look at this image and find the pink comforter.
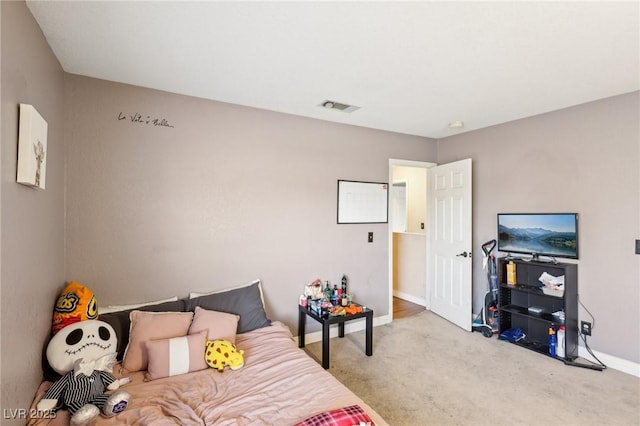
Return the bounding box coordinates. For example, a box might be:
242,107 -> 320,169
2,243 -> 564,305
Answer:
28,322 -> 387,425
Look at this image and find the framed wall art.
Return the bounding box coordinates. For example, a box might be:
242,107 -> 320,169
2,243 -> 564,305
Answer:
17,104 -> 48,189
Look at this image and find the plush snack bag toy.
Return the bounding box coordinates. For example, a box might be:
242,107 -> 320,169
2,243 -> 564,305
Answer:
37,320 -> 130,425
52,281 -> 98,334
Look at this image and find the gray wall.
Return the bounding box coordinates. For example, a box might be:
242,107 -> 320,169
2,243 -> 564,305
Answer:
2,2 -> 637,415
1,1 -> 65,417
438,92 -> 640,363
64,74 -> 437,331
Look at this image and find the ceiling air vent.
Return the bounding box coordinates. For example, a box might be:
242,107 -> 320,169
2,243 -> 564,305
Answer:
319,100 -> 360,113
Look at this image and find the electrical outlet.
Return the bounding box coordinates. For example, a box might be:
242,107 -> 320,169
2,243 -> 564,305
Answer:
636,239 -> 640,254
368,232 -> 373,243
581,321 -> 592,336
420,222 -> 424,230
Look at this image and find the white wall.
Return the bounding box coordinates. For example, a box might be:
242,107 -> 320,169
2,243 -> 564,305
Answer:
392,166 -> 427,234
391,165 -> 427,303
392,233 -> 426,304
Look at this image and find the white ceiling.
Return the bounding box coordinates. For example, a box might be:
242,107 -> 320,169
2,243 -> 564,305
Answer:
26,1 -> 639,139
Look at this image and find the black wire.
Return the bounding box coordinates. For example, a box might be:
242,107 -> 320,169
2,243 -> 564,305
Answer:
578,293 -> 596,330
576,294 -> 607,369
583,335 -> 605,367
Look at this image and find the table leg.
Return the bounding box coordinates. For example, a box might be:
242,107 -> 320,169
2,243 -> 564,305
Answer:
338,322 -> 345,338
365,312 -> 373,356
322,322 -> 330,369
298,309 -> 305,348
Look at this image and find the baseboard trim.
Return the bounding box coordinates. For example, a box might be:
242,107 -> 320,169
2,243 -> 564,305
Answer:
578,346 -> 640,377
295,314 -> 392,346
393,290 -> 426,307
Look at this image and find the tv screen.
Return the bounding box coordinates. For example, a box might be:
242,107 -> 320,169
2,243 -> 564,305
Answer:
497,213 -> 578,260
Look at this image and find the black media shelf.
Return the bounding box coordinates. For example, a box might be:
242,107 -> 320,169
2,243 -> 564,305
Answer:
501,283 -> 547,295
498,258 -> 578,362
513,339 -> 551,356
500,304 -> 556,324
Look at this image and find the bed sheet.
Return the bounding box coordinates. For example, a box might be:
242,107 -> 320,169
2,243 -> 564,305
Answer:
28,322 -> 387,425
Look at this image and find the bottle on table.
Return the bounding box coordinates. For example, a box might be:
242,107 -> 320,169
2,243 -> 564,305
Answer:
320,298 -> 329,316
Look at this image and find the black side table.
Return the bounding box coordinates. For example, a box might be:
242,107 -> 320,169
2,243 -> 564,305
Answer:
298,303 -> 373,369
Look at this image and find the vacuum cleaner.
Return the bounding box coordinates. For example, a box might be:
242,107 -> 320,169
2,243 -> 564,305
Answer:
473,239 -> 499,338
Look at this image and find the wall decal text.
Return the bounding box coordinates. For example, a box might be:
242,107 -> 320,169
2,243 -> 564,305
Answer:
118,112 -> 175,128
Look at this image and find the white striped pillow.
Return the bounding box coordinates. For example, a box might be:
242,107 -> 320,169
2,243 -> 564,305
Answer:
144,330 -> 208,380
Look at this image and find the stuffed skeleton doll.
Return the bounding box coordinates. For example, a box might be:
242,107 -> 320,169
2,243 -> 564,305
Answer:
37,320 -> 130,426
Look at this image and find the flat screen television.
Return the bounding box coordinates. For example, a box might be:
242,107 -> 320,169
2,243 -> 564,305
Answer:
497,213 -> 578,260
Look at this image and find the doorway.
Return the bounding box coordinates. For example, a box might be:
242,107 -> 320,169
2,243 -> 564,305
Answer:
393,296 -> 425,319
427,158 -> 473,331
388,158 -> 473,329
388,159 -> 434,319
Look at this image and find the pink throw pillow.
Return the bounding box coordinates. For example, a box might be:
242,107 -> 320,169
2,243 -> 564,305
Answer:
122,311 -> 194,372
145,330 -> 208,380
188,306 -> 239,343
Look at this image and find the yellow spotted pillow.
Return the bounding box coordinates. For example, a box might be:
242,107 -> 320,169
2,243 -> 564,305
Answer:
205,340 -> 244,372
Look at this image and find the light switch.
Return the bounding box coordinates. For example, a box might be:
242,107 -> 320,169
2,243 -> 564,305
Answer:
368,232 -> 373,243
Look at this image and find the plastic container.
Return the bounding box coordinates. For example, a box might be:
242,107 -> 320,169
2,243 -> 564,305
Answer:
557,325 -> 566,359
551,310 -> 565,324
548,327 -> 557,357
506,261 -> 517,285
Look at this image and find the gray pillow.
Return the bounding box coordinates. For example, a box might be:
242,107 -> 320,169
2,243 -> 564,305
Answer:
185,281 -> 270,333
99,299 -> 186,360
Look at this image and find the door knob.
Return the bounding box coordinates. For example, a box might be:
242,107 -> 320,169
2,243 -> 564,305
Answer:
456,251 -> 469,257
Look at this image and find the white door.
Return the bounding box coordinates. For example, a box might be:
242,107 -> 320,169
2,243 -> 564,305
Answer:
427,158 -> 472,331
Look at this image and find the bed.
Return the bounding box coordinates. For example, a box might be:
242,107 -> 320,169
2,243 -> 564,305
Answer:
28,280 -> 387,426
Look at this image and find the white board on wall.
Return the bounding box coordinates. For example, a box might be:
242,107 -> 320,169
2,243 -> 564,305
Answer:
337,180 -> 388,224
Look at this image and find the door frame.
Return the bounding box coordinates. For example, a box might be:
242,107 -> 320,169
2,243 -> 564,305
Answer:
388,159 -> 436,320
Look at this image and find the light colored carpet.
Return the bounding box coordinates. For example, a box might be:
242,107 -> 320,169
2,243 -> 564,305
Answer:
302,311 -> 639,426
